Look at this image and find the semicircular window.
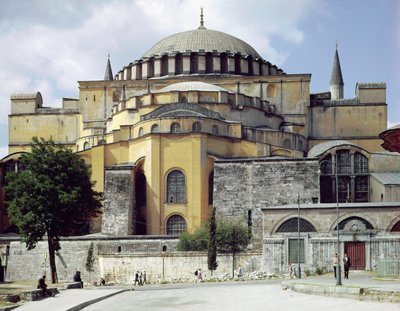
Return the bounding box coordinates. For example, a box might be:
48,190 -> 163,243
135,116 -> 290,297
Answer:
391,221 -> 400,232
170,122 -> 181,133
276,218 -> 316,233
337,216 -> 374,232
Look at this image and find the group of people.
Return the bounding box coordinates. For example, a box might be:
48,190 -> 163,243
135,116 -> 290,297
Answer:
332,252 -> 351,279
134,270 -> 146,285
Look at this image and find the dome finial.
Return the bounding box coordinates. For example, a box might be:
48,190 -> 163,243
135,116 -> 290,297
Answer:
198,6 -> 206,29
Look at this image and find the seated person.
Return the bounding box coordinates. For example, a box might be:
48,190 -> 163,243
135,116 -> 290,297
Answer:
73,271 -> 84,288
37,275 -> 54,297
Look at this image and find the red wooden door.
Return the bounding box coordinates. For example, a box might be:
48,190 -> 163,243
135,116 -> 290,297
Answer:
345,242 -> 365,270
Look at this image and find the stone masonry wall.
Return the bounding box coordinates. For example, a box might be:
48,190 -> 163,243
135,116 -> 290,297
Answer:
102,166 -> 135,235
213,158 -> 320,247
5,237 -> 262,283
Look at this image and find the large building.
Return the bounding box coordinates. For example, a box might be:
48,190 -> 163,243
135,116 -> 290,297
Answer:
1,13 -> 400,275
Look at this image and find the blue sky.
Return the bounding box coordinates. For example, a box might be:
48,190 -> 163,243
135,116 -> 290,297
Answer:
0,0 -> 399,159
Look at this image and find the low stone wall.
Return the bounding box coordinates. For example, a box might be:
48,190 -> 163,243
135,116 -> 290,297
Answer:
5,236 -> 262,284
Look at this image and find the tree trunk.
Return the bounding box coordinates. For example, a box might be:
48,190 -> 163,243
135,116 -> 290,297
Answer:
47,234 -> 58,284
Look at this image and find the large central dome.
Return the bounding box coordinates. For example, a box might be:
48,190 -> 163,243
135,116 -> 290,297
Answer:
143,27 -> 262,59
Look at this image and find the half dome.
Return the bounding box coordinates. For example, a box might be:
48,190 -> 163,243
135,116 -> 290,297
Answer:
143,28 -> 262,59
157,81 -> 232,93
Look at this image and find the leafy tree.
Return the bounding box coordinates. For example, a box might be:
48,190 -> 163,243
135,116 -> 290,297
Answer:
216,219 -> 250,252
5,137 -> 102,283
177,224 -> 209,251
207,206 -> 218,274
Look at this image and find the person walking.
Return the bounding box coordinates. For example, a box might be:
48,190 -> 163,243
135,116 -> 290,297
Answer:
332,253 -> 339,279
343,253 -> 351,279
134,271 -> 139,285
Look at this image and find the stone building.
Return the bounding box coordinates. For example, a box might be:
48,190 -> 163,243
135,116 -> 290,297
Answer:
1,12 -> 400,276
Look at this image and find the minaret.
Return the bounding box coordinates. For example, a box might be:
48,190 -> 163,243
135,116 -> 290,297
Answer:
330,44 -> 344,99
104,54 -> 114,81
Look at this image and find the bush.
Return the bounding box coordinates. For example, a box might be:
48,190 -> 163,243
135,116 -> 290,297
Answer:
216,220 -> 250,252
177,225 -> 209,251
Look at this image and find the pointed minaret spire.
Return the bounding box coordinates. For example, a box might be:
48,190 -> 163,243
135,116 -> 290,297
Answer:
330,43 -> 344,99
198,6 -> 206,29
104,53 -> 114,81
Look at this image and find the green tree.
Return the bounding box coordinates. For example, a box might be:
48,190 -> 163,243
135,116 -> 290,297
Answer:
5,137 -> 102,283
85,242 -> 95,283
216,219 -> 250,252
207,206 -> 218,274
177,224 -> 209,251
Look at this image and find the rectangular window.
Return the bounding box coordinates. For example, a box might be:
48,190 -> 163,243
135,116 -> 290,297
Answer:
289,238 -> 305,263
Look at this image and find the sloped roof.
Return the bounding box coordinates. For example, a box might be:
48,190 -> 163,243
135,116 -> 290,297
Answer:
308,140 -> 362,158
370,172 -> 400,185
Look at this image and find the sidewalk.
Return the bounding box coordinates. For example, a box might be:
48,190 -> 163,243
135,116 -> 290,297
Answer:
6,288 -> 129,311
282,271 -> 400,302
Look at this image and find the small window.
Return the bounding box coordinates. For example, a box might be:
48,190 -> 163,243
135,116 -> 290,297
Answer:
170,122 -> 181,133
151,124 -> 160,133
192,122 -> 202,133
283,139 -> 291,149
138,127 -> 144,137
180,96 -> 187,103
166,215 -> 187,235
212,125 -> 219,135
208,171 -> 214,204
83,142 -> 90,150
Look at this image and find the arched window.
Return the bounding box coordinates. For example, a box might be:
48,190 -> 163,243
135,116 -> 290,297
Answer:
208,171 -> 214,204
138,127 -> 144,137
170,122 -> 181,133
147,58 -> 154,78
167,170 -> 186,203
166,215 -> 187,235
391,221 -> 400,232
337,216 -> 374,232
192,122 -> 202,133
190,53 -> 198,73
151,124 -> 160,133
234,54 -> 241,75
83,142 -> 90,150
98,139 -> 106,145
212,125 -> 219,135
267,84 -> 277,98
320,151 -> 369,203
276,218 -> 317,233
220,53 -> 228,74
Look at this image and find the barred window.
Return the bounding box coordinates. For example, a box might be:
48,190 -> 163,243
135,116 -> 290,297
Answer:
167,170 -> 185,203
166,215 -> 186,235
337,150 -> 351,174
354,152 -> 368,173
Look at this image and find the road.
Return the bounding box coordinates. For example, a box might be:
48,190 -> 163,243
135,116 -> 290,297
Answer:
82,281 -> 400,311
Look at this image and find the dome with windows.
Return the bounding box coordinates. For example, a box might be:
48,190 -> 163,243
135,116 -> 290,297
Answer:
143,28 -> 262,59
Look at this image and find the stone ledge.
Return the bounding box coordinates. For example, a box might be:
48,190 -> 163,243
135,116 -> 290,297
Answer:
64,282 -> 83,289
22,287 -> 59,301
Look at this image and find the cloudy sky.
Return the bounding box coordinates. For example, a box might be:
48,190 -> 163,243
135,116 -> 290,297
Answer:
0,0 -> 399,159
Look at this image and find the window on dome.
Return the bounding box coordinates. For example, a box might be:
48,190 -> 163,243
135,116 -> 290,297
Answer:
190,54 -> 198,74
147,59 -> 154,78
175,54 -> 183,75
234,54 -> 241,75
170,122 -> 181,133
220,53 -> 228,74
206,52 -> 213,74
161,55 -> 168,76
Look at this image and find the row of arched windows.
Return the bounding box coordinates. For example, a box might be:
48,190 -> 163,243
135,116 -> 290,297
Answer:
137,122 -> 220,137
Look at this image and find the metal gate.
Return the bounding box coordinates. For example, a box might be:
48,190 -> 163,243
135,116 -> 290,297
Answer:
344,242 -> 365,270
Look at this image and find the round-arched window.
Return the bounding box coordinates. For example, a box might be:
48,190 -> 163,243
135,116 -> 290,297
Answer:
170,122 -> 181,133
166,215 -> 187,235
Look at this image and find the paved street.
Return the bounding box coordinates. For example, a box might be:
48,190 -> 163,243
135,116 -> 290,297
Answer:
81,281 -> 400,311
